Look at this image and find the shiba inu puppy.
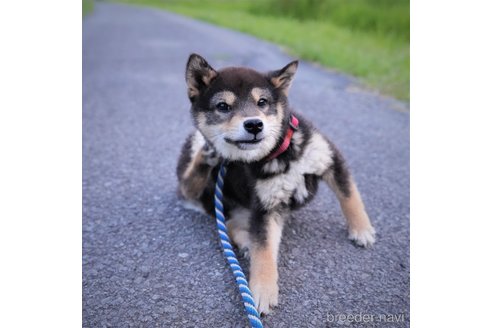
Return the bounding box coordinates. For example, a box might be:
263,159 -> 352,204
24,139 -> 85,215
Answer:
177,54 -> 375,315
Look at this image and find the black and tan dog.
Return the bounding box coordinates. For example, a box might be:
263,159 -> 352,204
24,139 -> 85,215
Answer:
177,54 -> 375,314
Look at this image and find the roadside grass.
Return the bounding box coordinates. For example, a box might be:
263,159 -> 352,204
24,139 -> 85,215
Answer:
115,0 -> 409,101
251,0 -> 409,42
83,0 -> 94,17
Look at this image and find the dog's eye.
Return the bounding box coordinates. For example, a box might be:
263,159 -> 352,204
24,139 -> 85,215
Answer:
216,102 -> 231,112
257,98 -> 268,107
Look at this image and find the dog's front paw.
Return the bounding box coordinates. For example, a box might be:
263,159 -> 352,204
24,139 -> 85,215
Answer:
201,143 -> 220,166
250,278 -> 279,315
348,225 -> 376,247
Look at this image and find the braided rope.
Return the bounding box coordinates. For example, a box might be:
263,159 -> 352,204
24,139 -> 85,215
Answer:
214,161 -> 263,328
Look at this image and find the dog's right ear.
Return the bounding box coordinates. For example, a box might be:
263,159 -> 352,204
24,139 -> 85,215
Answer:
185,54 -> 217,102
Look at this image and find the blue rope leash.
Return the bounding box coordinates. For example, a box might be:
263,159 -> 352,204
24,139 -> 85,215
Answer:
214,161 -> 263,328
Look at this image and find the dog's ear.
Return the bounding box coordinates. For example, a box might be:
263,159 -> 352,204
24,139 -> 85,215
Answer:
268,60 -> 298,95
185,53 -> 218,102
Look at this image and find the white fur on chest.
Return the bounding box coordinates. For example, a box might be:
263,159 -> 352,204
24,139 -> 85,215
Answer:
255,132 -> 333,209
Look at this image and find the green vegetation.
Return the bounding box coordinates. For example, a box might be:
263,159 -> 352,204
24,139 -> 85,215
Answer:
251,0 -> 409,41
83,0 -> 94,17
115,0 -> 409,100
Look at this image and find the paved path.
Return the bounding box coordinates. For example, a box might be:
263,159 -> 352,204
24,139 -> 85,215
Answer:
83,3 -> 409,327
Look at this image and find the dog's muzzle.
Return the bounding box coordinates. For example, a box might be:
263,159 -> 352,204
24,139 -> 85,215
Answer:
243,118 -> 264,135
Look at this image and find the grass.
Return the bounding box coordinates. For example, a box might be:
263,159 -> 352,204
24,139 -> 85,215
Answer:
115,0 -> 409,101
83,0 -> 94,17
251,0 -> 409,42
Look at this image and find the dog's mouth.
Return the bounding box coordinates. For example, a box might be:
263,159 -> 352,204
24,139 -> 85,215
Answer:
224,137 -> 263,148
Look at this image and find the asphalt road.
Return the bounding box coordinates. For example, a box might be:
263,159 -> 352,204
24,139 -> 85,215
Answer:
83,3 -> 409,327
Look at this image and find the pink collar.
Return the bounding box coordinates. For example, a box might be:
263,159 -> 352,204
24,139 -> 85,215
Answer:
265,114 -> 299,161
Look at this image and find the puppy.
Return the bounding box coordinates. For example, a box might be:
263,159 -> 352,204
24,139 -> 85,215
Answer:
177,54 -> 375,315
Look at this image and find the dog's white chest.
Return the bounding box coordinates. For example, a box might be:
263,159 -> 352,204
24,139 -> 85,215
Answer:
255,133 -> 333,209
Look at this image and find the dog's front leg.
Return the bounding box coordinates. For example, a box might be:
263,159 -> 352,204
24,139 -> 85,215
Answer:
249,209 -> 284,315
178,139 -> 219,201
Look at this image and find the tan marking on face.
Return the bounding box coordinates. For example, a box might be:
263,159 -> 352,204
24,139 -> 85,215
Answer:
210,91 -> 236,107
199,102 -> 285,163
250,87 -> 271,102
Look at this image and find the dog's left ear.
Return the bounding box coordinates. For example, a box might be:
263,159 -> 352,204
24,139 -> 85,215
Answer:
268,60 -> 299,95
185,53 -> 218,102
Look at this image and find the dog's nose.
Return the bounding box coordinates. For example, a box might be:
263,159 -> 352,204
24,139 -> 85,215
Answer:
243,119 -> 263,135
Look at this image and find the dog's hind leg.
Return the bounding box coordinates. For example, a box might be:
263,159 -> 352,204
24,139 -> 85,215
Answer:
177,131 -> 219,203
322,147 -> 376,247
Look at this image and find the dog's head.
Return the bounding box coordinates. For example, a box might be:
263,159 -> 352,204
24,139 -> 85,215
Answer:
185,53 -> 298,162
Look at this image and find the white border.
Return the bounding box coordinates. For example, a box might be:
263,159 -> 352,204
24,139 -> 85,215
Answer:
412,0 -> 492,327
1,0 -> 492,327
0,1 -> 81,327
